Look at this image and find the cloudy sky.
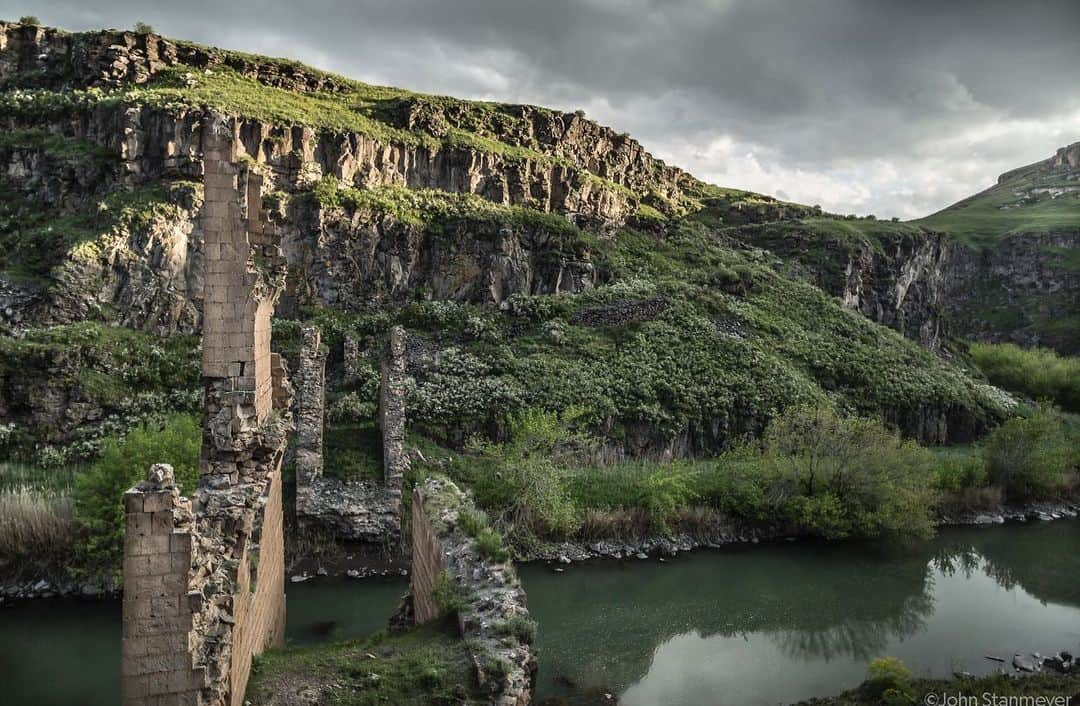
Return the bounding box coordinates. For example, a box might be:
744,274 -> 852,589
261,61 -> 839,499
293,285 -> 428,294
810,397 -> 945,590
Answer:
7,0 -> 1080,218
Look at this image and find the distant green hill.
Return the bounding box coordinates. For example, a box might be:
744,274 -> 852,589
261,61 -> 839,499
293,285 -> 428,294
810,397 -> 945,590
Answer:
915,143 -> 1080,248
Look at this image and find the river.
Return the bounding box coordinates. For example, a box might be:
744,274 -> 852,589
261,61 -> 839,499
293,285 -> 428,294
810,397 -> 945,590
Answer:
1,520 -> 1078,706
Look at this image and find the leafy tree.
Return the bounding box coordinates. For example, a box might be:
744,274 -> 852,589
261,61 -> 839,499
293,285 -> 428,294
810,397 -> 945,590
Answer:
985,406 -> 1078,501
133,21 -> 154,34
73,413 -> 201,577
461,408 -> 585,543
18,15 -> 40,25
762,406 -> 937,539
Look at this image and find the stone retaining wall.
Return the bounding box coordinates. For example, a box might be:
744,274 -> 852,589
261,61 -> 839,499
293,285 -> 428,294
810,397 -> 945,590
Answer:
411,477 -> 536,705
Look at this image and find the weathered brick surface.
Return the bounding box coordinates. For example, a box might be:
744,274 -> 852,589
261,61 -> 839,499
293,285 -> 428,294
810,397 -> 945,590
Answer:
294,326 -> 325,491
410,485 -> 446,624
121,465 -> 200,705
122,115 -> 291,706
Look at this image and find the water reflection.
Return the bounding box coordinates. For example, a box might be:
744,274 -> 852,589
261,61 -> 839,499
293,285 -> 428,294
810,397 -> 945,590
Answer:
522,520 -> 1080,706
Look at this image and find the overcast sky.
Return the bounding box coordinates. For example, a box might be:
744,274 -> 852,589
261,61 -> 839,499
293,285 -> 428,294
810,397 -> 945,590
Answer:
7,0 -> 1080,218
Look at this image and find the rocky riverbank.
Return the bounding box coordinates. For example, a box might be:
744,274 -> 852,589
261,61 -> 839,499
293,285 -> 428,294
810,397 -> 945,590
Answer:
3,501 -> 1076,600
526,501 -> 1080,565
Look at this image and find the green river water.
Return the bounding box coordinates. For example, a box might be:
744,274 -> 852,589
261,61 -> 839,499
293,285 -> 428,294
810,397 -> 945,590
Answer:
1,520 -> 1078,705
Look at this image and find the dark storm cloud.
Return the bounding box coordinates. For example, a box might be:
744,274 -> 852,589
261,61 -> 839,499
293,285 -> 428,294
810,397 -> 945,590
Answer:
6,0 -> 1080,217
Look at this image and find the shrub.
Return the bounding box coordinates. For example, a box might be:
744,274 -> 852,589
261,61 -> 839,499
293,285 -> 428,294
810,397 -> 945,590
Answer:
474,527 -> 511,563
481,656 -> 512,691
133,21 -> 154,34
73,413 -> 201,577
456,508 -> 485,537
970,343 -> 1080,413
984,406 -> 1078,502
863,657 -> 914,702
494,615 -> 537,645
637,467 -> 698,532
18,15 -> 40,25
432,570 -> 464,615
932,447 -> 987,493
762,406 -> 937,539
460,409 -> 582,542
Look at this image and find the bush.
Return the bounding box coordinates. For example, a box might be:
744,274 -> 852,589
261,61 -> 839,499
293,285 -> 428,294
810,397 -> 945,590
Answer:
474,527 -> 511,563
932,447 -> 987,493
73,413 -> 201,577
970,342 -> 1080,412
432,570 -> 464,615
133,21 -> 154,34
456,508 -> 485,537
637,467 -> 698,532
458,409 -> 581,542
863,657 -> 914,702
18,15 -> 40,25
984,407 -> 1078,502
494,615 -> 537,645
762,406 -> 937,539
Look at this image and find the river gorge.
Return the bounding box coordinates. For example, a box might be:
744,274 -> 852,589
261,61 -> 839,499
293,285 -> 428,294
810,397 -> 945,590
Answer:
2,520 -> 1078,706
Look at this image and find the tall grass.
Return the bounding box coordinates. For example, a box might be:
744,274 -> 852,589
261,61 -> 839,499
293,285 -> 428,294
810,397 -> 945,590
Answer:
0,461 -> 82,569
970,342 -> 1080,412
0,460 -> 81,494
0,485 -> 79,566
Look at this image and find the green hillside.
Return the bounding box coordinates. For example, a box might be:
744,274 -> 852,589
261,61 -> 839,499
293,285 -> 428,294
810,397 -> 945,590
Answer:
916,146 -> 1080,248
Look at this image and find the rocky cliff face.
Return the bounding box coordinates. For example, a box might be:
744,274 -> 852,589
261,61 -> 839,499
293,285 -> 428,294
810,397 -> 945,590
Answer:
0,21 -> 691,216
281,201 -> 596,310
752,224 -> 1078,355
735,223 -> 955,350
0,119 -> 596,336
949,230 -> 1080,353
838,231 -> 953,350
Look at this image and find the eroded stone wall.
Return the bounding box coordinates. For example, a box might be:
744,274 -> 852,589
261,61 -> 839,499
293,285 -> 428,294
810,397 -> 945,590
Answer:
380,326 -> 409,491
121,114 -> 291,706
294,326 -> 325,490
295,326 -> 405,544
410,477 -> 536,705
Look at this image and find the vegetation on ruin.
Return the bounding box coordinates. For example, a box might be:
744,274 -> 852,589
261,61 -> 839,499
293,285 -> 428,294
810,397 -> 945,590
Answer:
245,618 -> 484,705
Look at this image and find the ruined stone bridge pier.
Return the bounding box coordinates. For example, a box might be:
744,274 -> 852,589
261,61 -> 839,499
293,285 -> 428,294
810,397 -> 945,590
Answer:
121,114 -> 292,706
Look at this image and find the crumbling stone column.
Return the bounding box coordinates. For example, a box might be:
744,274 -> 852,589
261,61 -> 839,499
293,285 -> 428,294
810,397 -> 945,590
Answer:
121,464 -> 200,705
199,114 -> 282,454
295,326 -> 326,513
379,325 -> 409,491
342,333 -> 361,380
121,114 -> 292,706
